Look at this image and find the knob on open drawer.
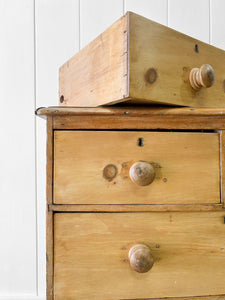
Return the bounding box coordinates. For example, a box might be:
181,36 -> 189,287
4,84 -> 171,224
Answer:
129,244 -> 154,273
189,64 -> 215,90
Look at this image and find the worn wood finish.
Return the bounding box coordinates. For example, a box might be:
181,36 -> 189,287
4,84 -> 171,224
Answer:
59,12 -> 225,107
36,107 -> 225,129
189,64 -> 215,90
129,161 -> 156,186
49,204 -> 223,212
54,131 -> 220,205
123,296 -> 225,300
53,115 -> 225,130
36,106 -> 225,117
128,244 -> 154,273
46,116 -> 54,300
54,212 -> 225,299
128,12 -> 225,107
59,14 -> 128,107
220,131 -> 225,207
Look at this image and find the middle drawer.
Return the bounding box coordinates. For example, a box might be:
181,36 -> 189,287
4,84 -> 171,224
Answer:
54,131 -> 220,204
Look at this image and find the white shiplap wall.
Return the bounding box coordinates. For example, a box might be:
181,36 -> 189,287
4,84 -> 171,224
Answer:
0,0 -> 224,298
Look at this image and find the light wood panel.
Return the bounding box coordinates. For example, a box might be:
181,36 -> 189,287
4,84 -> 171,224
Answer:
210,0 -> 225,50
80,0 -> 123,48
59,12 -> 225,108
54,212 -> 225,299
168,0 -> 210,43
0,0 -> 36,295
54,131 -> 220,205
49,204 -> 223,212
125,0 -> 168,25
59,13 -> 128,107
128,12 -> 225,108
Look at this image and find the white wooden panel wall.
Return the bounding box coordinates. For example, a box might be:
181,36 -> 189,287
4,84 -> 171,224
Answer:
0,0 -> 37,298
0,0 -> 224,299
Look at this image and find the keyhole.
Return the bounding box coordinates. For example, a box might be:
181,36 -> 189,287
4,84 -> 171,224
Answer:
138,138 -> 144,147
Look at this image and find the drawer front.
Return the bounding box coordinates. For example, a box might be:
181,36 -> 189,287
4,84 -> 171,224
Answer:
59,12 -> 225,108
128,12 -> 225,108
54,212 -> 225,299
54,131 -> 220,204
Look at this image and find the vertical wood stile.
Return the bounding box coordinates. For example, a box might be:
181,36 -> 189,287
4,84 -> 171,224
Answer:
46,116 -> 54,300
220,131 -> 225,207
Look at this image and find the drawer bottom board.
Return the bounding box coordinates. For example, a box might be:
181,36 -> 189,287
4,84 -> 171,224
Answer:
54,212 -> 225,300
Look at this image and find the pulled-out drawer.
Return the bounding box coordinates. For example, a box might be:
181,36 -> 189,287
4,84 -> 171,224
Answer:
54,131 -> 220,204
54,212 -> 225,299
59,12 -> 225,108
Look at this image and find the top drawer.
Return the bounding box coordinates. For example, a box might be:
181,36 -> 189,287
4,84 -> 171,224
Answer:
59,12 -> 225,108
53,131 -> 220,205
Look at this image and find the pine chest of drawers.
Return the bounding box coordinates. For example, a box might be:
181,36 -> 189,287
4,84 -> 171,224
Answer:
36,106 -> 225,300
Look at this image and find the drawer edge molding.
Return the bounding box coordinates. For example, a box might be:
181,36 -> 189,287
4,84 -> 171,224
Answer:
49,204 -> 224,212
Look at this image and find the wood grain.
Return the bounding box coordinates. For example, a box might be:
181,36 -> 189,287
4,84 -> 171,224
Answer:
220,131 -> 225,207
36,106 -> 225,117
46,116 -> 53,300
128,12 -> 225,107
59,12 -> 225,107
59,13 -> 128,107
54,212 -> 225,299
49,204 -> 224,212
54,131 -> 220,205
36,107 -> 225,130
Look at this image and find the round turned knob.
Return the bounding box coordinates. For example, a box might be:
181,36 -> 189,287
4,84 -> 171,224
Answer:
189,64 -> 215,90
129,161 -> 155,186
129,244 -> 154,273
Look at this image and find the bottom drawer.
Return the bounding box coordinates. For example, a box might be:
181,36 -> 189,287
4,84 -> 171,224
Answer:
54,212 -> 225,300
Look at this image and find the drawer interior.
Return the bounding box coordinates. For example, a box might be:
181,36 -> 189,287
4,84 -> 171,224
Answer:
53,131 -> 220,205
54,212 -> 225,300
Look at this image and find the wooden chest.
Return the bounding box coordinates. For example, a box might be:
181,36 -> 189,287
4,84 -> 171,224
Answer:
36,106 -> 225,300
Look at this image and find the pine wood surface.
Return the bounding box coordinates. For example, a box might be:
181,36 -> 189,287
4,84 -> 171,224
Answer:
54,131 -> 220,205
49,204 -> 223,212
36,106 -> 225,117
58,12 -> 225,107
54,212 -> 225,299
59,14 -> 128,107
36,107 -> 225,130
46,117 -> 54,300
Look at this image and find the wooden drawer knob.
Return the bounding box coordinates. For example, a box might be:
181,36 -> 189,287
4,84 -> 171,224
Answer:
129,244 -> 154,273
129,161 -> 155,186
189,64 -> 215,90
